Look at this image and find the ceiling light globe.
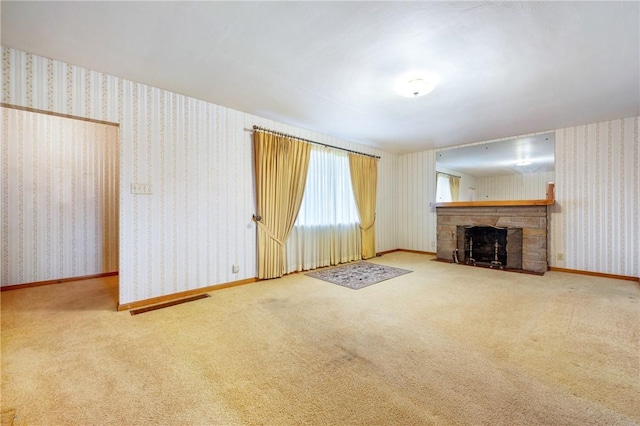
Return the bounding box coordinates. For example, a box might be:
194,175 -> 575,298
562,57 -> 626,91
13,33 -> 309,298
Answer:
397,75 -> 437,98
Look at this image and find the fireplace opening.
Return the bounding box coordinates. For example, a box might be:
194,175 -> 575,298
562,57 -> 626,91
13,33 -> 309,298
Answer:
457,226 -> 508,268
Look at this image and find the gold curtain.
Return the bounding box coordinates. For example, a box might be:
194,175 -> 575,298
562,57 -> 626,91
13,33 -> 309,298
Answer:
449,175 -> 460,201
254,131 -> 311,279
348,154 -> 378,259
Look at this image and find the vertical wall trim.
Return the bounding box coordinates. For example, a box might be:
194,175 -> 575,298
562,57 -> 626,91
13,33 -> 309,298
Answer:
1,110 -> 8,284
619,120 -> 626,273
159,90 -> 166,295
146,86 -> 153,297
17,111 -> 25,283
634,118 -> 639,276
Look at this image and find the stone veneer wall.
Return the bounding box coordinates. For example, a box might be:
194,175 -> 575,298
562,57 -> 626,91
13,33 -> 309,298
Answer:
436,206 -> 548,273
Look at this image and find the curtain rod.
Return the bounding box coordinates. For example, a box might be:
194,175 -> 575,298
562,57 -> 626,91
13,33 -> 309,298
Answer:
252,125 -> 380,159
437,171 -> 462,179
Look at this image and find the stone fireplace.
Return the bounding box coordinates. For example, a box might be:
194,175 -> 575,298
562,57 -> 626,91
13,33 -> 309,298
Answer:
436,205 -> 548,274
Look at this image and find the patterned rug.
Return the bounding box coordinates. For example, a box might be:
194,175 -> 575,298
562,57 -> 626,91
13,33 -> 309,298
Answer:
306,262 -> 412,290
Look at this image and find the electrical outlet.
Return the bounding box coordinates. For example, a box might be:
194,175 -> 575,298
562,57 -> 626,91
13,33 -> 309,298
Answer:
232,264 -> 239,273
131,183 -> 152,194
557,253 -> 565,261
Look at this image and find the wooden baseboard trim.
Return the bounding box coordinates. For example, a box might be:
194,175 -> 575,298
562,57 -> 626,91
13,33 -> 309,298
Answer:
377,249 -> 436,256
548,267 -> 639,283
376,249 -> 401,256
117,277 -> 258,311
380,250 -> 637,282
397,249 -> 437,256
1,271 -> 119,291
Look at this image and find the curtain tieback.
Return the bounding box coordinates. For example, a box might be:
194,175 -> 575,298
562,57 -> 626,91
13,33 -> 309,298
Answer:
256,220 -> 285,247
359,221 -> 375,231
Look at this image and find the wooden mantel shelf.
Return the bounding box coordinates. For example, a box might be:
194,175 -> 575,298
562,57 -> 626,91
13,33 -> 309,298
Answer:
431,183 -> 555,208
431,199 -> 554,208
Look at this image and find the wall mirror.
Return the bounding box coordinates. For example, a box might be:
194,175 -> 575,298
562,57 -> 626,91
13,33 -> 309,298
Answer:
435,132 -> 555,202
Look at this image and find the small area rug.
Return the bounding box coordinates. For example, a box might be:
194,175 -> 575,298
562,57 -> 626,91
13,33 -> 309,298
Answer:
306,261 -> 412,289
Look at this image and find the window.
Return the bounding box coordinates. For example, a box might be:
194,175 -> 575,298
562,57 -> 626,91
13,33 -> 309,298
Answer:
286,146 -> 361,272
295,148 -> 359,226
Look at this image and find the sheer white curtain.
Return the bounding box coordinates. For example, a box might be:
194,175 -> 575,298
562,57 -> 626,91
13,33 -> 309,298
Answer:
285,146 -> 361,273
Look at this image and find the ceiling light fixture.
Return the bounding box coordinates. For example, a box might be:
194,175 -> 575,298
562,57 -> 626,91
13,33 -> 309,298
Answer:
408,79 -> 427,97
396,74 -> 437,98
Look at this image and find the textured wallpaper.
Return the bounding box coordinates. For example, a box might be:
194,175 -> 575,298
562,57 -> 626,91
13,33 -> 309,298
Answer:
2,107 -> 119,285
550,118 -> 639,277
4,45 -> 635,302
398,118 -> 639,278
2,47 -> 398,303
397,150 -> 438,252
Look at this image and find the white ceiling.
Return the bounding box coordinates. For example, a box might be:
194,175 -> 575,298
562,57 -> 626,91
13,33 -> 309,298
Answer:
2,1 -> 638,154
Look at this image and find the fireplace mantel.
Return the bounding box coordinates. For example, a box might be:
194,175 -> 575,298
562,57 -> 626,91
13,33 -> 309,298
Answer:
431,199 -> 554,208
431,183 -> 555,208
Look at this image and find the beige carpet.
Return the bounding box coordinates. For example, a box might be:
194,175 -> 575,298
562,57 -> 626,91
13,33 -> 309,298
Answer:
1,252 -> 638,425
1,409 -> 15,426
